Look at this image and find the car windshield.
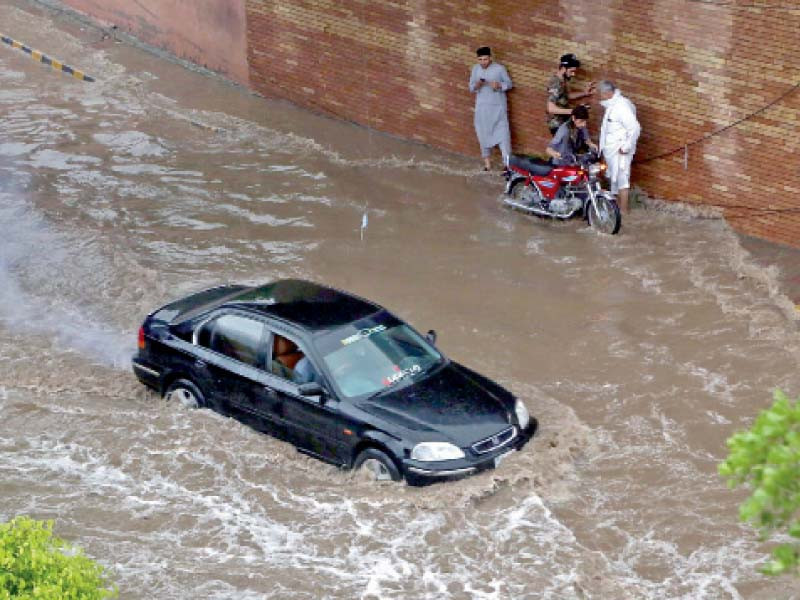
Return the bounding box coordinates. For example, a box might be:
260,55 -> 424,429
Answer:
315,316 -> 443,399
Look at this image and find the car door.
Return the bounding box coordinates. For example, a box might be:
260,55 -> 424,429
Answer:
264,328 -> 355,465
281,384 -> 355,466
194,312 -> 285,437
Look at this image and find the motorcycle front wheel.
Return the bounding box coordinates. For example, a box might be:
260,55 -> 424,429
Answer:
587,193 -> 621,235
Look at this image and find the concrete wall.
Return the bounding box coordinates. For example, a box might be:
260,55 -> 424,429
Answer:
62,0 -> 249,85
61,0 -> 800,248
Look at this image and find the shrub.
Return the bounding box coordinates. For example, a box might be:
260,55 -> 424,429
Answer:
719,389 -> 800,576
0,516 -> 117,599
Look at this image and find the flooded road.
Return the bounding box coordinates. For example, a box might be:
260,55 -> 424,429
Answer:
2,3 -> 800,598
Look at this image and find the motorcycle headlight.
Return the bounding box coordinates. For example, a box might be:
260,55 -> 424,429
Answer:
588,163 -> 605,176
514,399 -> 531,430
411,442 -> 465,461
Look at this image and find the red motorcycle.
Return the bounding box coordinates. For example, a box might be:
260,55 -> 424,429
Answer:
503,152 -> 621,234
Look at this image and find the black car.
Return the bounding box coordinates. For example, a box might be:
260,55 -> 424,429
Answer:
132,279 -> 537,484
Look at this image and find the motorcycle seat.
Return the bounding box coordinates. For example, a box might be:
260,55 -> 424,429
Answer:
508,154 -> 553,176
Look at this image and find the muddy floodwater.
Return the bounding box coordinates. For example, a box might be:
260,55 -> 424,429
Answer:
1,3 -> 800,599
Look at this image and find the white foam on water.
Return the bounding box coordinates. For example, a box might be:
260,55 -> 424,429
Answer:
258,241 -> 320,263
605,527 -> 765,600
0,66 -> 25,81
0,142 -> 39,156
153,102 -> 474,177
643,198 -> 798,328
24,148 -> 103,170
263,164 -> 300,173
0,373 -> 608,598
0,190 -> 133,368
93,131 -> 169,157
162,214 -> 226,231
0,88 -> 40,103
110,164 -> 202,177
225,192 -> 253,202
213,203 -> 313,227
140,240 -> 237,265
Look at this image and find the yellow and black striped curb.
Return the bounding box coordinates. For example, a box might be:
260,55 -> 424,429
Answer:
1,34 -> 94,82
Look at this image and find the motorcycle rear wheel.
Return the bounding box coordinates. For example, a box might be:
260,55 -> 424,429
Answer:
587,194 -> 621,235
508,178 -> 538,206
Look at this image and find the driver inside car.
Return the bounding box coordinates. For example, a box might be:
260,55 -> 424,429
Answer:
293,354 -> 321,385
545,104 -> 597,165
271,334 -> 322,385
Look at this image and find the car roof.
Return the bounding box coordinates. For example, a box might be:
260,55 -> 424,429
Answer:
224,279 -> 384,331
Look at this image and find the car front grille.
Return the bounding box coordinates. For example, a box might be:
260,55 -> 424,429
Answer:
471,426 -> 517,455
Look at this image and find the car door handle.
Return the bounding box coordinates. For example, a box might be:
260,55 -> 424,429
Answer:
195,359 -> 207,369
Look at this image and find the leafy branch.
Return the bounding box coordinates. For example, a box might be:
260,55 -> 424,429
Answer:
719,389 -> 800,575
0,516 -> 117,598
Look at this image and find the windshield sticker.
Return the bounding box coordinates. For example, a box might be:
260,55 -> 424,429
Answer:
341,324 -> 387,346
382,364 -> 421,386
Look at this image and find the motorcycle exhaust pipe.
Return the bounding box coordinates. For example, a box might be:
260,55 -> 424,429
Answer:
504,199 -> 580,220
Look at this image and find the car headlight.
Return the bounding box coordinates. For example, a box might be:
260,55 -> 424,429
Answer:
514,399 -> 530,430
411,442 -> 465,461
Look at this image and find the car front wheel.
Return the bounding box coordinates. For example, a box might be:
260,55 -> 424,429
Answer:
165,378 -> 206,409
354,448 -> 402,482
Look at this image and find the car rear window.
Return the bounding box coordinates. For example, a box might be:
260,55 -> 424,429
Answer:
197,314 -> 266,368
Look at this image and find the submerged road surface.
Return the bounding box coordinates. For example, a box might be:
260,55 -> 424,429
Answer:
1,2 -> 799,598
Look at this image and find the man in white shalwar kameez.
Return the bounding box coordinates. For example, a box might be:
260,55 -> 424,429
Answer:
598,80 -> 640,214
469,46 -> 512,171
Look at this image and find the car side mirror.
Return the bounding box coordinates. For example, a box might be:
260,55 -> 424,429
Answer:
426,329 -> 437,345
297,382 -> 325,398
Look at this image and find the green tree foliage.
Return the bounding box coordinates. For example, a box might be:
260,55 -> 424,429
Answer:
719,389 -> 800,576
0,516 -> 117,599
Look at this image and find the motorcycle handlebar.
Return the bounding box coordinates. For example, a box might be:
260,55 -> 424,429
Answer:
553,150 -> 599,167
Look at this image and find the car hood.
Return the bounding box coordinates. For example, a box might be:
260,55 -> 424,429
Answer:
357,363 -> 512,446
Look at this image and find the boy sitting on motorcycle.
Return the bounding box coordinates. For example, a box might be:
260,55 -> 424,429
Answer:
545,105 -> 597,165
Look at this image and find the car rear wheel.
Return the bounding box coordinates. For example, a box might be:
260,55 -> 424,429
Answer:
165,379 -> 206,409
354,448 -> 402,482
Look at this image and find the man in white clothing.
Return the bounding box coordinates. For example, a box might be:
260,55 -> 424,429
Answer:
598,80 -> 640,214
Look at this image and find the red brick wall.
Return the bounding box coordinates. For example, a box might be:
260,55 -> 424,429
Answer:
60,0 -> 800,247
246,0 -> 800,248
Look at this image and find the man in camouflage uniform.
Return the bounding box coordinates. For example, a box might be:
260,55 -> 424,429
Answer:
546,53 -> 595,135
